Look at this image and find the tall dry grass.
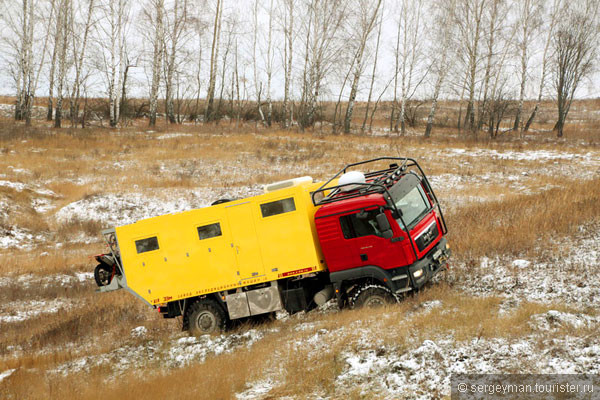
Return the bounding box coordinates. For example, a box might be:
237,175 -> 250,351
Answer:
446,178 -> 600,259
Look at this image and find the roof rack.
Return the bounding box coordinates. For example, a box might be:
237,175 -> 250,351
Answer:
311,157 -> 447,235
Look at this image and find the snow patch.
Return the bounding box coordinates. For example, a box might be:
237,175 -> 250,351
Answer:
0,226 -> 35,249
0,298 -> 75,324
530,310 -> 599,331
155,133 -> 193,140
0,369 -> 16,382
512,259 -> 531,268
55,193 -> 204,226
131,326 -> 148,338
235,380 -> 274,400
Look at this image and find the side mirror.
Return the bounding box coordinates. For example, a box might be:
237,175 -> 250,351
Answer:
376,213 -> 393,239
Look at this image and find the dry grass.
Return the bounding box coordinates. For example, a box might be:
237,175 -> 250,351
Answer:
447,178 -> 600,259
2,283 -> 581,400
0,116 -> 599,399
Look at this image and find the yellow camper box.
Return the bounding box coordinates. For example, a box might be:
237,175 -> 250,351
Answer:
113,178 -> 327,306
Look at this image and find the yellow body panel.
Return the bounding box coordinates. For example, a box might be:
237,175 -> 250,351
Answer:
115,181 -> 326,305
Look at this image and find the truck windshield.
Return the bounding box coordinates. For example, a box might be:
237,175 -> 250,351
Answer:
393,185 -> 429,228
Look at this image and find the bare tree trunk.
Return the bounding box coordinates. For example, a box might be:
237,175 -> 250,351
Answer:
70,0 -> 95,127
165,0 -> 188,124
524,0 -> 561,133
216,21 -> 232,121
425,2 -> 453,137
234,38 -> 241,127
344,0 -> 382,134
252,0 -> 265,126
47,1 -> 60,122
390,11 -> 401,133
149,0 -> 164,127
513,0 -> 540,136
477,0 -> 500,132
23,0 -> 35,126
54,0 -> 70,128
553,0 -> 598,137
204,0 -> 221,122
458,0 -> 486,134
282,0 -> 294,128
394,0 -> 424,136
265,0 -> 274,127
333,60 -> 354,133
361,9 -> 383,134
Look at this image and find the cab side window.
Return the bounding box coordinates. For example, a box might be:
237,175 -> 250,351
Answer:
340,210 -> 382,239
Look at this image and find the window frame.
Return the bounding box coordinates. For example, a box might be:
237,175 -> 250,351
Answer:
135,236 -> 160,254
339,208 -> 384,240
259,196 -> 297,218
196,222 -> 223,241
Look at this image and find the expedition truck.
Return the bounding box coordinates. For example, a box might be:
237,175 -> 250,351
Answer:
93,157 -> 450,334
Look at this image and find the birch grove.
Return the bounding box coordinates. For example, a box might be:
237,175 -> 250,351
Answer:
0,0 -> 598,136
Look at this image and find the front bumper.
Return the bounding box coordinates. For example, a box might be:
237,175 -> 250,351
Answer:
408,237 -> 450,289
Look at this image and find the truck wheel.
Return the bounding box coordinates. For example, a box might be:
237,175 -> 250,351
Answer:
350,284 -> 396,309
94,264 -> 112,287
186,300 -> 227,335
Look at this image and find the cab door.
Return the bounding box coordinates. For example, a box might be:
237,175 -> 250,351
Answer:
338,208 -> 407,270
225,202 -> 265,281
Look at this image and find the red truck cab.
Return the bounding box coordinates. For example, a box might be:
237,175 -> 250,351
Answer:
312,157 -> 450,307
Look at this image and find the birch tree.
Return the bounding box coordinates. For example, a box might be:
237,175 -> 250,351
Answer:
361,7 -> 383,134
47,0 -> 60,121
298,0 -> 347,129
552,0 -> 599,137
69,0 -> 95,127
512,0 -> 541,134
393,0 -> 425,135
54,0 -> 71,128
164,0 -> 189,124
454,0 -> 487,133
424,0 -> 455,137
343,0 -> 382,134
279,0 -> 295,128
20,0 -> 35,125
146,0 -> 165,127
251,0 -> 265,125
476,0 -> 508,133
523,0 -> 562,132
204,0 -> 222,122
264,0 -> 274,126
1,0 -> 38,124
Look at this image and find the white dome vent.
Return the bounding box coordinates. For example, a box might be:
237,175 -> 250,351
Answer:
338,171 -> 366,192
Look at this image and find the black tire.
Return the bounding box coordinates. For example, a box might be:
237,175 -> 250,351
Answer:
94,264 -> 113,287
211,198 -> 233,206
185,299 -> 227,335
349,284 -> 396,309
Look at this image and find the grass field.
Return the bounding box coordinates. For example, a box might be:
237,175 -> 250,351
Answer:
0,105 -> 599,399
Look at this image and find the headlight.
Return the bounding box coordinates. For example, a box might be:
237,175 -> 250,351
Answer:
413,268 -> 423,278
446,243 -> 450,250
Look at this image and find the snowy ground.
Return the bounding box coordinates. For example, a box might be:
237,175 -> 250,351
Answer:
448,225 -> 600,309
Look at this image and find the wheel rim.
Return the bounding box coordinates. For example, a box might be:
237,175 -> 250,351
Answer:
195,310 -> 217,332
99,269 -> 111,285
364,295 -> 387,307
